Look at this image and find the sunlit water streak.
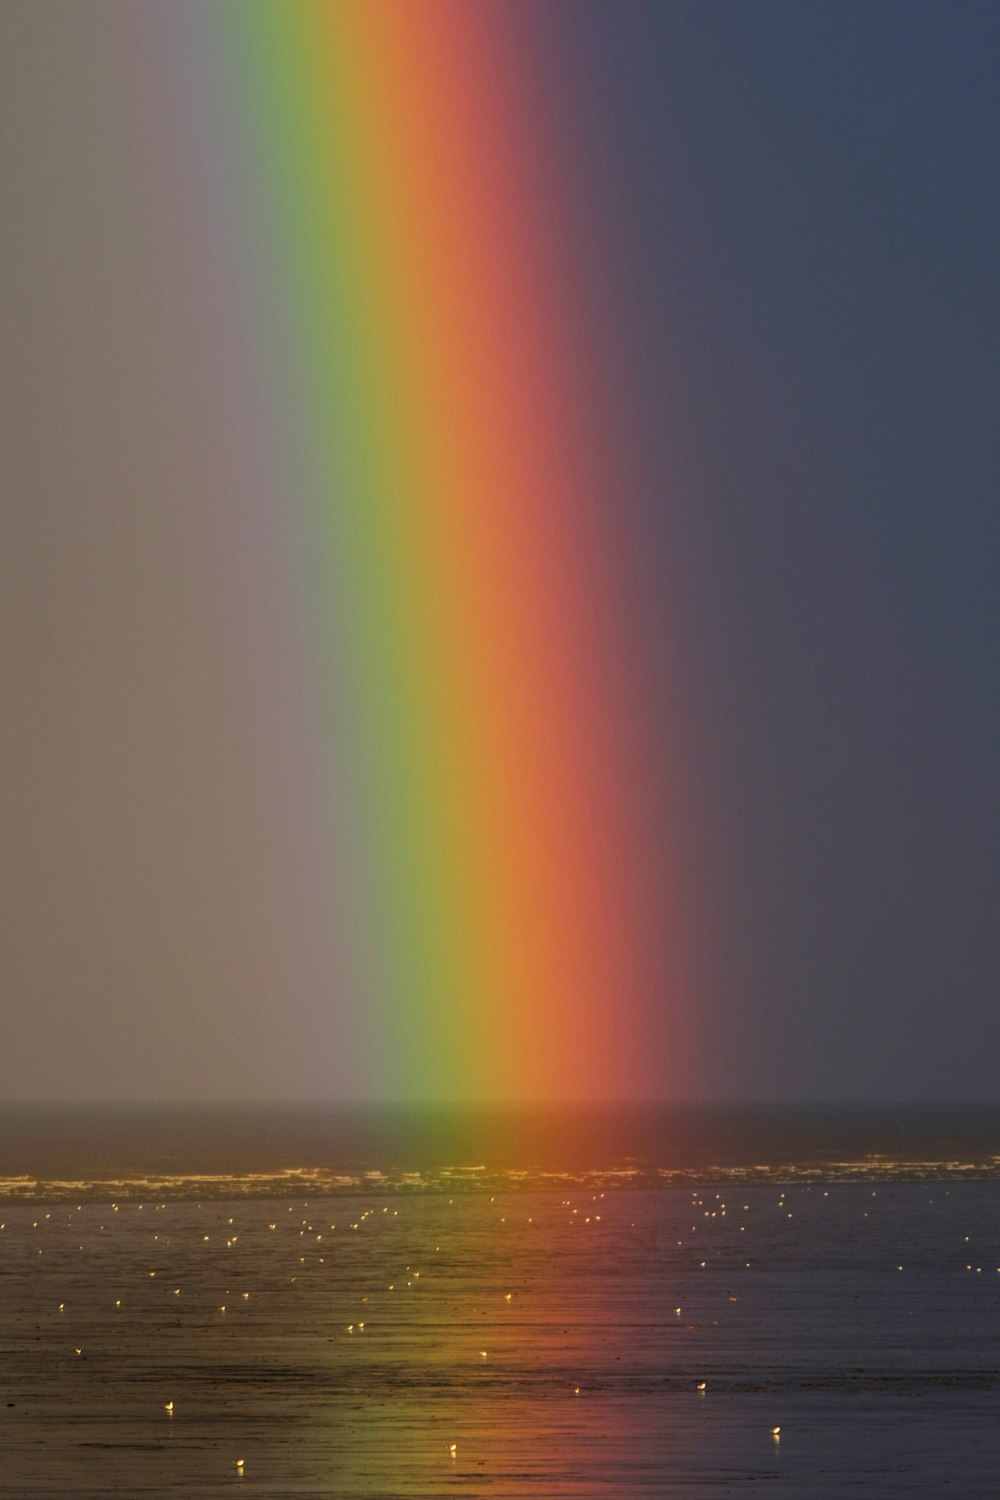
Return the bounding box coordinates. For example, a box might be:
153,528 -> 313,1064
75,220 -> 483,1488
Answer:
3,1102 -> 1000,1200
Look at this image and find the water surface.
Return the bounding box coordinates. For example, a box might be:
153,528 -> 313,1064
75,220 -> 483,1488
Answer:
1,1106 -> 998,1496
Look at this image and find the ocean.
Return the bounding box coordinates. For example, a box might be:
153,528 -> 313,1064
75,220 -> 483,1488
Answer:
1,1104 -> 998,1496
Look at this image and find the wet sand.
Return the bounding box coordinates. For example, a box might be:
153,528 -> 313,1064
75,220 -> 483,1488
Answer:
2,1181 -> 999,1496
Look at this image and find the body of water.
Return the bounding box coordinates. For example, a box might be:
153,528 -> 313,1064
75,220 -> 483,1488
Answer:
0,1105 -> 998,1496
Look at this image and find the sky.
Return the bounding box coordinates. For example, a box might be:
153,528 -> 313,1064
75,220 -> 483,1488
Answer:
2,0 -> 998,1103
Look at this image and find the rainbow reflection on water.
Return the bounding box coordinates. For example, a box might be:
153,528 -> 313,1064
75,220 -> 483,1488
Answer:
2,1152 -> 1000,1495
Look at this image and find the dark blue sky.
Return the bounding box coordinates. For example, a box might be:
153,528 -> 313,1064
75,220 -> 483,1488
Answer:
559,1 -> 1000,1096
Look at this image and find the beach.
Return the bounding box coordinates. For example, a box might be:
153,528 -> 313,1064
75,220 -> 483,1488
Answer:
2,1133 -> 999,1497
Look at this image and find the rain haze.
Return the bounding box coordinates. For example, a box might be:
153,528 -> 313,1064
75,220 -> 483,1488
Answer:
2,0 -> 998,1104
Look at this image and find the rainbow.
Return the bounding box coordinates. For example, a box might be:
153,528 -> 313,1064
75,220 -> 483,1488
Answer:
161,1 -> 682,1102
